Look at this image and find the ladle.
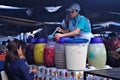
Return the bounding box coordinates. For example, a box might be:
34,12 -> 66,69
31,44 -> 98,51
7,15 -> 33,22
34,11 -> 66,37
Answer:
48,28 -> 58,39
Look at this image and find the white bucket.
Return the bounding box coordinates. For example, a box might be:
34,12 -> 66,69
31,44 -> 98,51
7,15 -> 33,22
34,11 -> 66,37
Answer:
65,39 -> 88,70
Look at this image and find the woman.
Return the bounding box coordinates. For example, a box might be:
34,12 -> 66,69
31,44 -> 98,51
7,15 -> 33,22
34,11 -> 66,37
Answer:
4,40 -> 37,80
54,3 -> 93,43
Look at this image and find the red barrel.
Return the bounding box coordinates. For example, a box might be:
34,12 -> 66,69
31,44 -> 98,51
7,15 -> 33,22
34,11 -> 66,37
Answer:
44,41 -> 56,67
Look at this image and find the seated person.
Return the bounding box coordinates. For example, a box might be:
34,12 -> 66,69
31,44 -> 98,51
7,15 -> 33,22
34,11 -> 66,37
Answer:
4,40 -> 38,80
104,32 -> 120,67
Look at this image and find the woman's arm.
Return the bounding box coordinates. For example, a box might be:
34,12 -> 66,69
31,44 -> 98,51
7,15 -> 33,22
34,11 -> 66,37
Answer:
57,27 -> 69,33
19,60 -> 34,80
62,28 -> 80,37
54,28 -> 80,41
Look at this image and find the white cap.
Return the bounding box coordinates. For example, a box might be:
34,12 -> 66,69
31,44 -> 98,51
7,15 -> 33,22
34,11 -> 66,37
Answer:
66,3 -> 81,12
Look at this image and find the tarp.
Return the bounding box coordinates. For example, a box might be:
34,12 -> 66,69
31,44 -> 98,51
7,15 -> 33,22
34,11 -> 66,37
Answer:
0,0 -> 120,36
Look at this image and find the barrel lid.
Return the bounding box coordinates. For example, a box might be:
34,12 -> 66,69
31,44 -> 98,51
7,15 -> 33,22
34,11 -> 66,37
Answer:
35,38 -> 47,43
27,37 -> 36,44
47,41 -> 56,45
90,37 -> 103,43
59,37 -> 70,43
64,38 -> 88,43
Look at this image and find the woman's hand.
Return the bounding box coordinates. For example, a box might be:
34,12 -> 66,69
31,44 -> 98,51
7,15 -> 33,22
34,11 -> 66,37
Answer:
32,66 -> 38,74
57,27 -> 64,33
111,51 -> 120,59
32,68 -> 38,74
54,33 -> 64,42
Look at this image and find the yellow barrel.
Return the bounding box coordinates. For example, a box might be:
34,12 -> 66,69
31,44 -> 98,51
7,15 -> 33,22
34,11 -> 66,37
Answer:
34,43 -> 46,65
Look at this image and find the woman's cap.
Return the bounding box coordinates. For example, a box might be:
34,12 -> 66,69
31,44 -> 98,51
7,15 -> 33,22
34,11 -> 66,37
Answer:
66,3 -> 81,12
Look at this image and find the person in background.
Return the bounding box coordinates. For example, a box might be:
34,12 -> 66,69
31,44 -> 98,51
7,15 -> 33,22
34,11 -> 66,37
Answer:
6,39 -> 11,46
0,41 -> 7,53
104,32 -> 120,67
4,40 -> 38,80
54,3 -> 93,42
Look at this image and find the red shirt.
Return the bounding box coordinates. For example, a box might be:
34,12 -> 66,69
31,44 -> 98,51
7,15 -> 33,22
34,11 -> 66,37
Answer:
114,39 -> 120,48
104,39 -> 120,51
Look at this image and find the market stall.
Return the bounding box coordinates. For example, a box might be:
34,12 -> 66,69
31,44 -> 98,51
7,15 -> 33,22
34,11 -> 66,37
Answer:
0,1 -> 120,80
24,36 -> 112,80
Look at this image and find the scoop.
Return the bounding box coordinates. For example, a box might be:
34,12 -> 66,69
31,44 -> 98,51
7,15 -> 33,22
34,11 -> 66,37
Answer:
48,28 -> 58,39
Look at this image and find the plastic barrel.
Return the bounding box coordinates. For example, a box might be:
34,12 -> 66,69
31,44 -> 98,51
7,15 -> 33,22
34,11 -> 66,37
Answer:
55,43 -> 66,69
64,38 -> 88,70
44,41 -> 56,67
88,37 -> 107,69
25,44 -> 35,64
34,38 -> 47,66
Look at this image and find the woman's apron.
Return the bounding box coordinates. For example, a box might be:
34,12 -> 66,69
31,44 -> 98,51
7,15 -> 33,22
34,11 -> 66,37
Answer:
69,16 -> 93,43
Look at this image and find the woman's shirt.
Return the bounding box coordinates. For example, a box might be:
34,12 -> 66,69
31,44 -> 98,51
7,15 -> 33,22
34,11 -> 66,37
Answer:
70,14 -> 91,33
4,59 -> 34,80
62,14 -> 93,40
70,14 -> 93,42
61,14 -> 91,33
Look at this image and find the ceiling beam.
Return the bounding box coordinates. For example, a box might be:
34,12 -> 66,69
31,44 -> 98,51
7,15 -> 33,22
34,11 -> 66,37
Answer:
0,15 -> 40,27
